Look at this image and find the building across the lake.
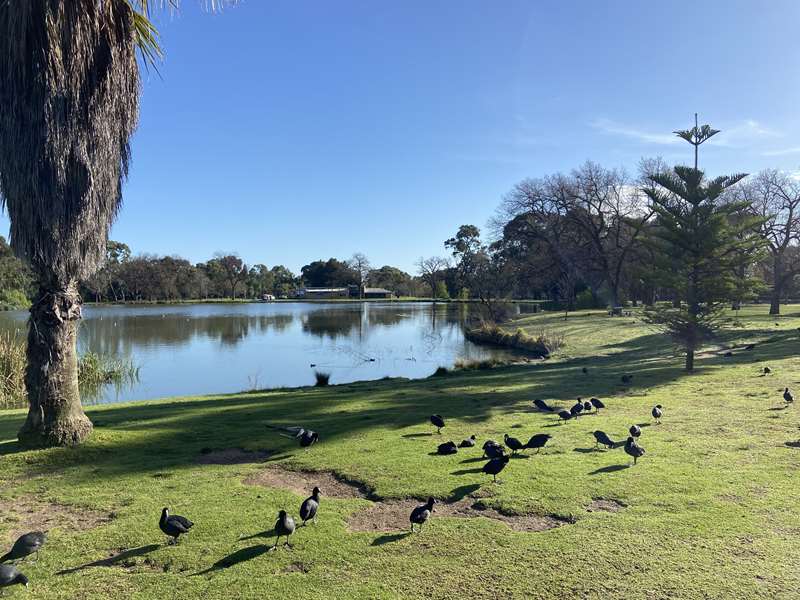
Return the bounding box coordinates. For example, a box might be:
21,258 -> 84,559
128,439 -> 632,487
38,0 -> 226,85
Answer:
297,287 -> 350,299
362,287 -> 393,299
296,286 -> 394,299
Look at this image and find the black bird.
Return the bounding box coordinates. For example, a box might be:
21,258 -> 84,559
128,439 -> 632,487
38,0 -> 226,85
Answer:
624,436 -> 645,465
503,433 -> 525,455
652,405 -> 663,424
437,441 -> 458,455
482,440 -> 506,459
525,433 -> 551,453
159,508 -> 193,545
410,497 -> 436,532
430,414 -> 445,434
266,425 -> 319,448
590,397 -> 605,412
581,367 -> 588,374
299,487 -> 321,526
629,424 -> 641,439
723,351 -> 733,357
592,430 -> 616,450
744,344 -> 755,351
0,532 -> 46,563
271,510 -> 296,549
533,399 -> 554,412
621,374 -> 633,384
570,399 -> 584,418
583,399 -> 593,413
482,455 -> 510,483
459,435 -> 477,448
784,388 -> 794,404
557,410 -> 573,424
0,564 -> 28,592
763,366 -> 772,375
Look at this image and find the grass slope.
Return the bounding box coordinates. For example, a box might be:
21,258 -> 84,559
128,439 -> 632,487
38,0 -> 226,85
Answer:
2,306 -> 800,599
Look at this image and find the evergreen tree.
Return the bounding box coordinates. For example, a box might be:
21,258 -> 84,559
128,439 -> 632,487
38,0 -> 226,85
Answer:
642,117 -> 764,371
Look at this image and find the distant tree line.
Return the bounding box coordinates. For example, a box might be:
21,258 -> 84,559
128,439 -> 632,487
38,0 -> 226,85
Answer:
415,162 -> 800,320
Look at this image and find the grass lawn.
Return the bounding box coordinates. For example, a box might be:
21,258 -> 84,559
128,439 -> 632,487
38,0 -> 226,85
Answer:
2,305 -> 800,599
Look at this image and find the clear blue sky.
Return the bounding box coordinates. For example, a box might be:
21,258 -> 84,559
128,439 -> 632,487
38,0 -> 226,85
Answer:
2,0 -> 800,274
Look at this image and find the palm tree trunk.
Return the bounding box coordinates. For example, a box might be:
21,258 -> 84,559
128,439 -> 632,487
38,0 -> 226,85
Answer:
17,281 -> 92,447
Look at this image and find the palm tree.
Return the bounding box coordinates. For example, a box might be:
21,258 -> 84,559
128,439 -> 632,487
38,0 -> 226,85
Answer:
0,1 -> 227,447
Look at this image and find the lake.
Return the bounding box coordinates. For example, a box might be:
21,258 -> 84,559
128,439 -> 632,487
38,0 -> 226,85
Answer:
0,302 -> 513,404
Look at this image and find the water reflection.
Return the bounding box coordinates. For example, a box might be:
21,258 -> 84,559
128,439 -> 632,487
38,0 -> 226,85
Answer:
0,302 -> 511,404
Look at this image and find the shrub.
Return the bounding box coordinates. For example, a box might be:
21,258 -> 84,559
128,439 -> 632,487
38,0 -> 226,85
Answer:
1,335 -> 138,408
464,323 -> 564,358
314,371 -> 331,386
431,366 -> 449,377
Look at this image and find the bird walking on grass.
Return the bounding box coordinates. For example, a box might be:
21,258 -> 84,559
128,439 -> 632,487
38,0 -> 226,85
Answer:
0,532 -> 46,563
159,508 -> 193,545
570,399 -> 584,418
583,399 -> 593,413
624,437 -> 645,465
784,388 -> 794,404
525,433 -> 551,453
410,497 -> 436,532
763,366 -> 772,375
430,414 -> 445,434
482,455 -> 510,483
271,510 -> 296,549
459,435 -> 477,448
590,397 -> 605,412
300,487 -> 321,526
592,431 -> 616,450
558,410 -> 573,424
504,434 -> 525,455
482,440 -> 506,459
0,564 -> 28,593
652,405 -> 663,425
266,425 -> 319,448
533,399 -> 554,412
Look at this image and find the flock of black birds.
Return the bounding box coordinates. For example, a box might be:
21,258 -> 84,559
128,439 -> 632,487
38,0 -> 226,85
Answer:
426,387 -> 661,495
2,365 -> 793,593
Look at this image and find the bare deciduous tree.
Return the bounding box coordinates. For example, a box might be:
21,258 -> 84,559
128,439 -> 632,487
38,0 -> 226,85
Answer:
739,170 -> 800,315
416,256 -> 450,298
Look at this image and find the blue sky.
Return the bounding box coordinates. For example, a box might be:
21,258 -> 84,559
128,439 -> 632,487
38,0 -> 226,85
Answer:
3,0 -> 800,274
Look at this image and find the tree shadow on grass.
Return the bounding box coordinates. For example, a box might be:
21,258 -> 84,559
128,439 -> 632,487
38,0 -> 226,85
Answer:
57,544 -> 161,575
3,327 -> 797,479
194,544 -> 271,575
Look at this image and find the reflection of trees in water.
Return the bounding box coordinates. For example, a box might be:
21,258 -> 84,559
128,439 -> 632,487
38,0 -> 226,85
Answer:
79,312 -> 297,354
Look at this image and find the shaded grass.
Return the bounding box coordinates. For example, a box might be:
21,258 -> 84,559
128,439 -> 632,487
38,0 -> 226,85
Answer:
1,305 -> 800,598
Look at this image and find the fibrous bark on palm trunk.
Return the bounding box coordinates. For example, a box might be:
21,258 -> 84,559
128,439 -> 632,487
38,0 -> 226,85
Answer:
17,282 -> 92,447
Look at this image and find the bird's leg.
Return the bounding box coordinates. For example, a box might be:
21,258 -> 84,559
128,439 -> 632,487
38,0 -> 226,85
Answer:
285,537 -> 293,549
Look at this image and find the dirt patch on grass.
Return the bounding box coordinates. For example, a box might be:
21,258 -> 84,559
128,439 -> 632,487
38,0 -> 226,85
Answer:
348,498 -> 564,533
197,447 -> 272,465
283,561 -> 311,574
586,498 -> 627,513
244,467 -> 373,499
0,496 -> 114,544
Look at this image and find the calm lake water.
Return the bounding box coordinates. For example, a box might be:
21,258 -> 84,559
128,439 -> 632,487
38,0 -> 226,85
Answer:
0,302 -> 512,404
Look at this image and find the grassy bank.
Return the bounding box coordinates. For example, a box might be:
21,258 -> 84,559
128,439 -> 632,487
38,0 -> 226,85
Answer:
1,305 -> 800,598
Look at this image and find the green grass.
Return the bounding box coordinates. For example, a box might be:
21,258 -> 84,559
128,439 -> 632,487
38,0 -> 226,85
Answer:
2,305 -> 800,598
